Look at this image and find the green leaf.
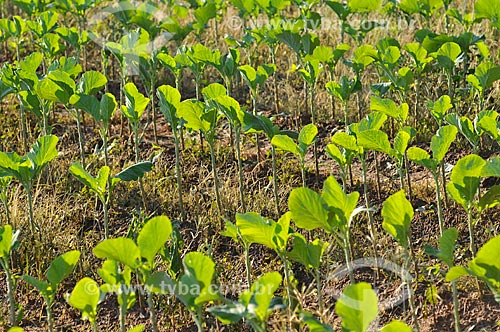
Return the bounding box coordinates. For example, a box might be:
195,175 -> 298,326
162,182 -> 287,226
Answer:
23,276 -> 49,297
236,212 -> 276,250
322,176 -> 360,231
93,238 -> 141,268
447,154 -> 486,207
331,132 -> 360,152
298,123 -> 318,146
429,95 -> 452,124
67,277 -> 100,323
335,282 -> 378,332
381,320 -> 413,332
381,190 -> 413,248
393,130 -> 411,156
424,227 -> 457,267
481,157 -> 500,178
207,302 -> 246,324
300,310 -> 335,332
121,82 -> 150,124
202,83 -> 227,100
0,224 -> 13,259
436,42 -> 462,72
100,93 -> 117,126
356,129 -> 391,154
137,216 -> 172,266
477,110 -> 499,140
177,99 -> 210,133
478,185 -> 500,211
78,71 -> 107,95
37,70 -> 76,104
157,85 -> 181,128
69,163 -> 99,194
288,187 -> 331,232
430,125 -> 457,163
180,252 -> 219,306
446,266 -> 470,282
271,134 -> 300,157
469,235 -> 500,292
28,135 -> 59,174
47,250 -> 80,287
407,147 -> 436,171
287,234 -> 327,270
114,161 -> 153,182
249,271 -> 282,322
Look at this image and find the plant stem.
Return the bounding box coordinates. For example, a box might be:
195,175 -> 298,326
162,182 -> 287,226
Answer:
361,158 -> 377,258
441,162 -> 449,209
467,207 -> 476,256
173,130 -> 185,221
235,127 -> 246,211
344,236 -> 354,284
271,146 -> 280,216
301,157 -> 306,188
280,253 -> 295,311
47,303 -> 53,332
404,247 -> 420,332
208,141 -> 223,216
434,172 -> 445,236
75,109 -> 86,167
452,280 -> 461,332
315,269 -> 323,314
3,260 -> 16,327
26,185 -> 38,236
194,307 -> 204,332
133,125 -> 147,211
244,243 -> 251,288
252,94 -> 261,164
119,299 -> 126,332
102,196 -> 109,239
147,291 -> 158,332
310,85 -> 319,188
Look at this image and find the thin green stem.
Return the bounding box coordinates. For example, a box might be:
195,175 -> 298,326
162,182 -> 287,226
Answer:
235,127 -> 246,211
3,259 -> 16,327
208,140 -> 223,216
173,130 -> 185,221
434,172 -> 444,236
315,269 -> 323,314
75,110 -> 86,168
147,292 -> 158,332
452,280 -> 461,332
102,196 -> 109,239
271,146 -> 280,216
404,248 -> 420,332
467,207 -> 476,256
47,302 -> 53,332
245,243 -> 251,288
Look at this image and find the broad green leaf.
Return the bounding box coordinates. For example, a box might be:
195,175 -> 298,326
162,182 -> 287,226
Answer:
335,282 -> 378,332
322,176 -> 359,230
177,99 -> 210,133
121,82 -> 150,123
469,235 -> 500,291
446,266 -> 470,282
407,147 -> 436,170
157,85 -> 181,128
145,271 -> 175,295
475,0 -> 500,28
47,250 -> 80,287
436,42 -> 462,72
180,252 -> 219,306
430,125 -> 457,163
325,144 -> 346,166
114,161 -> 153,182
220,220 -> 239,243
70,94 -> 100,121
478,185 -> 500,211
250,271 -> 282,322
236,212 -> 276,250
23,275 -> 49,296
69,163 -> 100,195
67,277 -> 100,323
100,93 -> 117,125
381,320 -> 412,332
0,224 -> 13,259
424,227 -> 457,267
357,129 -> 391,154
348,0 -> 381,13
300,310 -> 335,332
477,110 -> 499,140
298,123 -> 318,146
331,132 -> 359,152
93,238 -> 141,268
137,216 -> 172,266
37,70 -> 75,104
287,234 -> 327,270
393,130 -> 411,156
381,190 -> 413,248
288,187 -> 331,232
447,154 -> 486,207
28,135 -> 59,172
481,157 -> 500,178
207,302 -> 246,324
78,71 -> 107,95
202,83 -> 226,100
429,95 -> 452,124
271,134 -> 300,157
